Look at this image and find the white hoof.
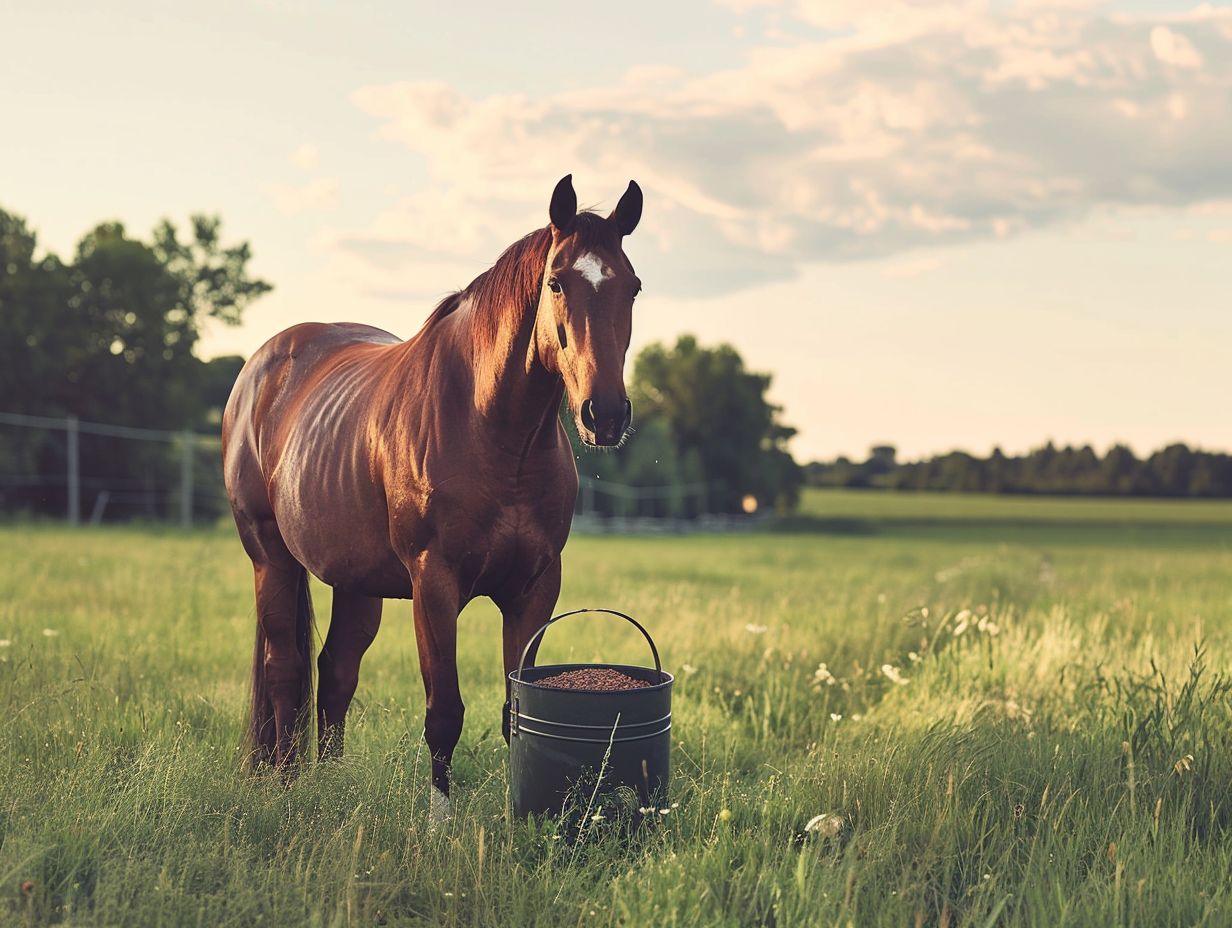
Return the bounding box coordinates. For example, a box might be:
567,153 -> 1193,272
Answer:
430,786 -> 453,825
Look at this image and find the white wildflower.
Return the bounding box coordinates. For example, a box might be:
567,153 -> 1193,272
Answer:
42,628 -> 60,638
804,812 -> 846,839
977,616 -> 1000,636
812,662 -> 836,686
907,651 -> 921,663
681,663 -> 697,676
881,664 -> 909,685
829,713 -> 842,722
0,639 -> 10,648
744,624 -> 768,634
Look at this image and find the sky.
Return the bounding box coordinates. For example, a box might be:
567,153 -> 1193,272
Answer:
2,0 -> 1229,462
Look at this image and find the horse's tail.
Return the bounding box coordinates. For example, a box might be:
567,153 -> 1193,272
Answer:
246,567 -> 316,768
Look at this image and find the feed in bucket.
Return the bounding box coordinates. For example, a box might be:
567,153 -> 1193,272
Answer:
536,667 -> 649,690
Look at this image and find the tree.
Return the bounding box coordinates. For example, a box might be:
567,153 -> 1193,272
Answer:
0,212 -> 77,493
0,206 -> 270,518
630,336 -> 802,513
151,216 -> 271,329
1100,445 -> 1138,495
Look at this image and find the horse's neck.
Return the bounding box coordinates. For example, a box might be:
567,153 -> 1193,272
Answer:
460,293 -> 562,447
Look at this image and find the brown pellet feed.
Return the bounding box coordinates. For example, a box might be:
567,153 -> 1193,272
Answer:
535,667 -> 650,691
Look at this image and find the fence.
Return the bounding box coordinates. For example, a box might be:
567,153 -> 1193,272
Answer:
0,411 -> 224,526
0,410 -> 765,532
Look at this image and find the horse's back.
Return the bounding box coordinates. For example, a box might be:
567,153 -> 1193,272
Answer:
225,321 -> 398,456
235,322 -> 401,398
222,322 -> 403,547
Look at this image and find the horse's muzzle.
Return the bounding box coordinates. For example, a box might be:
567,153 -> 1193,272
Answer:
581,397 -> 632,446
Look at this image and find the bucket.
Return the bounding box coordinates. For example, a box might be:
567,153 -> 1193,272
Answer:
509,609 -> 673,819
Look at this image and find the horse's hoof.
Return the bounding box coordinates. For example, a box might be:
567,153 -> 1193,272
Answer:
430,786 -> 453,825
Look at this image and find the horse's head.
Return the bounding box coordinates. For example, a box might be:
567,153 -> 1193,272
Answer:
536,174 -> 642,447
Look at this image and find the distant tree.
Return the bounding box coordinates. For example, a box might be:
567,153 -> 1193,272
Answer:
1100,444 -> 1138,495
805,440 -> 1232,499
0,206 -> 270,518
564,336 -> 803,516
986,446 -> 1008,493
630,336 -> 802,513
201,355 -> 246,425
1188,452 -> 1232,497
151,216 -> 271,329
1145,444 -> 1195,498
0,212 -> 76,490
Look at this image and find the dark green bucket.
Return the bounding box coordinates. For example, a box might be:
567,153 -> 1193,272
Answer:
508,609 -> 673,819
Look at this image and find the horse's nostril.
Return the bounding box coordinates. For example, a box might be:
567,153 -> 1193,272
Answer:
580,399 -> 596,432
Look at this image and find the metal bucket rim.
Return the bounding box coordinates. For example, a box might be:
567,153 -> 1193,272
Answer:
509,662 -> 675,693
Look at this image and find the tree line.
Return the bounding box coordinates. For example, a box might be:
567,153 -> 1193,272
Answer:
806,443 -> 1232,498
1,206 -> 802,520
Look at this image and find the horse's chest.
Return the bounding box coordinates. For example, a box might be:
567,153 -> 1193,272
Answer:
422,475 -> 574,593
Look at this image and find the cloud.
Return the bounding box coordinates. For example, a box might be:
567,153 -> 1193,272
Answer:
263,176 -> 339,215
342,3 -> 1232,296
290,142 -> 320,171
881,255 -> 943,279
1150,25 -> 1204,69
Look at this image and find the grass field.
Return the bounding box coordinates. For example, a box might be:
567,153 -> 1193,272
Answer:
2,490 -> 1231,926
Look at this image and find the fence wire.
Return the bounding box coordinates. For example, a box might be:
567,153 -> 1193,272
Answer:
1,410 -> 741,530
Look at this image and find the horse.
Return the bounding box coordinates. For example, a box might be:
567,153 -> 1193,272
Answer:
222,175 -> 643,819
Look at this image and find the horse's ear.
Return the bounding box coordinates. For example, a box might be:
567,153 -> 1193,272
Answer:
549,175 -> 577,235
610,180 -> 642,236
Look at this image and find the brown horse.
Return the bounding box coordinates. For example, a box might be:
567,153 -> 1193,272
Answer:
222,175 -> 642,818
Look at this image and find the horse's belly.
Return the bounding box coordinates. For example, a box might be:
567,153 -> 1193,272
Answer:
273,482 -> 409,596
268,430 -> 410,597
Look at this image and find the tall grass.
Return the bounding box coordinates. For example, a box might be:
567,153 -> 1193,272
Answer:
1,492 -> 1229,925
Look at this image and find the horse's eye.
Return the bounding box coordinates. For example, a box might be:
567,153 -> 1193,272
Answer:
547,277 -> 562,295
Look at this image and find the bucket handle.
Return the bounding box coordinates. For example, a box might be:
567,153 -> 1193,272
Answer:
516,608 -> 663,679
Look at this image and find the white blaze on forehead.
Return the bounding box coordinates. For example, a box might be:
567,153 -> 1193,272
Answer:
572,252 -> 614,291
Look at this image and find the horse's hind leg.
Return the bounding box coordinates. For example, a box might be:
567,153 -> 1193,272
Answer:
252,559 -> 315,768
233,507 -> 314,770
318,591 -> 383,759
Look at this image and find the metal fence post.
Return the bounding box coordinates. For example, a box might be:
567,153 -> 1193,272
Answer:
180,431 -> 193,528
66,415 -> 80,525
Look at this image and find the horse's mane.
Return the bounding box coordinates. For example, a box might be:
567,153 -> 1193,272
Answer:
420,212 -> 614,339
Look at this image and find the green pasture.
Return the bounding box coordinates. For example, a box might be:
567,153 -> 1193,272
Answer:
1,490 -> 1230,926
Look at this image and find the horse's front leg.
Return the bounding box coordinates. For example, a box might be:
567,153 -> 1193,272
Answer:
495,558 -> 562,745
406,552 -> 464,823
